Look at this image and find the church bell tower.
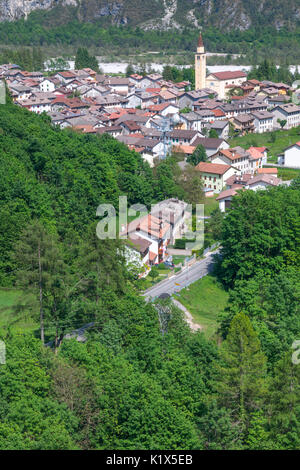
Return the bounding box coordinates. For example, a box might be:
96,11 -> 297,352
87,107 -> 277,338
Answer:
195,33 -> 206,90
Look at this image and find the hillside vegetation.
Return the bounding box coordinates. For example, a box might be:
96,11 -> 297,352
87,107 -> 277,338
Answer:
1,2 -> 300,61
0,95 -> 300,450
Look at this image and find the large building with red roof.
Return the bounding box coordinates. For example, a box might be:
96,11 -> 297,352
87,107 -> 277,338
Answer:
195,161 -> 240,193
206,70 -> 247,99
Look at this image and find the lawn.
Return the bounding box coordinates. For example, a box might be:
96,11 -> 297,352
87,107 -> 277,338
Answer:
277,167 -> 300,181
172,255 -> 186,266
139,266 -> 171,290
230,126 -> 300,163
0,288 -> 37,332
203,195 -> 218,216
176,275 -> 229,339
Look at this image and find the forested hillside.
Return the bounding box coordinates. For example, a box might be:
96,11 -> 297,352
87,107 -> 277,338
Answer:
0,99 -> 300,450
1,11 -> 300,63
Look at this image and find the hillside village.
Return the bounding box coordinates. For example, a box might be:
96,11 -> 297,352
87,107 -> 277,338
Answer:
1,33 -> 300,272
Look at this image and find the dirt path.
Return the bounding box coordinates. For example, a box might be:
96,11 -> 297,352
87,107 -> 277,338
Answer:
172,298 -> 202,332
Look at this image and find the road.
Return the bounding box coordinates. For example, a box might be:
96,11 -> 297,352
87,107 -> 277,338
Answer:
143,249 -> 219,300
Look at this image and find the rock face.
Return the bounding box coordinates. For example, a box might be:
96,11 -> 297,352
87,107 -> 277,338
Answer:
0,0 -> 300,31
0,0 -> 76,21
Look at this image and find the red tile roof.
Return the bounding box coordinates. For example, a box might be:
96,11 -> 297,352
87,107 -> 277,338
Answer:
257,168 -> 278,174
195,162 -> 231,175
173,145 -> 195,155
247,147 -> 265,160
211,71 -> 247,80
147,102 -> 177,112
216,188 -> 240,200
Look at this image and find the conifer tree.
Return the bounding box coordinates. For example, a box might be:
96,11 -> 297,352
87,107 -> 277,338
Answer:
13,221 -> 67,345
216,313 -> 267,438
187,144 -> 207,166
268,352 -> 300,449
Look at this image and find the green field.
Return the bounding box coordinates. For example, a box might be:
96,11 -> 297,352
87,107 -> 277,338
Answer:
277,167 -> 300,180
0,288 -> 37,332
177,275 -> 229,339
230,126 -> 300,163
204,195 -> 219,216
172,255 -> 186,266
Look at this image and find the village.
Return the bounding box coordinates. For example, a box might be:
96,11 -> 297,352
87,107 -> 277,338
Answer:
2,33 -> 300,276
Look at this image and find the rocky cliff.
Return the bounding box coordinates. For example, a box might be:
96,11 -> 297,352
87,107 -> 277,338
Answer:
0,0 -> 300,31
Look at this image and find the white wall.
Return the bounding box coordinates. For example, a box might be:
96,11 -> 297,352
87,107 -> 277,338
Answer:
283,146 -> 300,168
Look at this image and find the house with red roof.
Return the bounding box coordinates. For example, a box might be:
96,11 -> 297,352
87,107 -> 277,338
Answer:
217,172 -> 282,212
146,102 -> 179,116
120,199 -> 188,271
195,161 -> 241,193
55,71 -> 77,84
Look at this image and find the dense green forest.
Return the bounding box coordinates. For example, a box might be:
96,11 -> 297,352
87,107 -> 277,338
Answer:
1,10 -> 300,63
0,99 -> 300,450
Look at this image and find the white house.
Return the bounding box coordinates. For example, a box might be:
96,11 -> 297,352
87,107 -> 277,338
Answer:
121,199 -> 188,270
193,137 -> 230,158
19,96 -> 52,114
217,174 -> 282,212
39,78 -> 56,93
278,142 -> 300,168
251,110 -> 274,133
106,77 -> 130,95
210,147 -> 251,175
272,103 -> 300,129
9,85 -> 32,101
195,162 -> 241,193
147,103 -> 179,117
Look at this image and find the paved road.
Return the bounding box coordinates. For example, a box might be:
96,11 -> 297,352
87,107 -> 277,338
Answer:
143,250 -> 219,300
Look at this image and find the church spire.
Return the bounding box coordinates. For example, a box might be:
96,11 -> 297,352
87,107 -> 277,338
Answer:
198,33 -> 204,48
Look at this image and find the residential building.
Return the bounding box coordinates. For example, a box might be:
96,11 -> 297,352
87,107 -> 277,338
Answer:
121,199 -> 188,269
251,110 -> 274,133
209,120 -> 229,139
195,161 -> 240,193
217,174 -> 282,211
192,137 -> 229,158
210,147 -> 251,174
278,142 -> 300,168
232,113 -> 254,134
272,103 -> 300,129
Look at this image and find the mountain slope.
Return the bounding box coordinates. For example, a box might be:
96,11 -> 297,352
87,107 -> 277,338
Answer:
1,0 -> 300,31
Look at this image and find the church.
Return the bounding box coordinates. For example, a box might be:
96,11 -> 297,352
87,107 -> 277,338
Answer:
195,33 -> 247,99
